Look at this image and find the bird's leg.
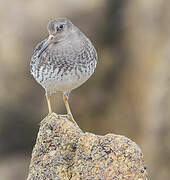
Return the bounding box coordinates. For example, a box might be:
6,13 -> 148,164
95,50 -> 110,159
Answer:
44,93 -> 59,120
46,93 -> 52,115
62,91 -> 77,124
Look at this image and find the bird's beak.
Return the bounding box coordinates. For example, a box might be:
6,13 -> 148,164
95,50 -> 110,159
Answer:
37,35 -> 54,58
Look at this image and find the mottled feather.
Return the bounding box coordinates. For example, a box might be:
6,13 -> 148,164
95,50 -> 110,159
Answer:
30,18 -> 97,94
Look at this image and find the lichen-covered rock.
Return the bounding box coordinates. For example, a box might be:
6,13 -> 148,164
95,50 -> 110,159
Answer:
27,113 -> 148,180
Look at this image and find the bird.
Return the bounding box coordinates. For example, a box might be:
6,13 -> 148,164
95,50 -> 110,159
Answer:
30,18 -> 97,123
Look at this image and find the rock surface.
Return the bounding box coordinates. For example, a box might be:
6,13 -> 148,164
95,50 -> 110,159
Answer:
27,113 -> 148,180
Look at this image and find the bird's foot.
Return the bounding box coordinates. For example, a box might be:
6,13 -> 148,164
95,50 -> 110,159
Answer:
43,112 -> 78,125
67,113 -> 77,124
48,112 -> 60,119
58,114 -> 78,125
41,112 -> 57,125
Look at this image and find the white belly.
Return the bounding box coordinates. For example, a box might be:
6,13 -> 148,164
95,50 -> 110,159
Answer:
41,73 -> 91,94
33,60 -> 97,94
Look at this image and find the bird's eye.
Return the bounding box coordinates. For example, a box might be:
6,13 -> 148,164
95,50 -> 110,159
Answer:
59,25 -> 63,29
56,25 -> 64,32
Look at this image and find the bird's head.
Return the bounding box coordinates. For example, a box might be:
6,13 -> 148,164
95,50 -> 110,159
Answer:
37,18 -> 74,58
47,18 -> 73,42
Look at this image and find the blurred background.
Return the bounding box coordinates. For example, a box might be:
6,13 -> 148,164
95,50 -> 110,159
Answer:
0,0 -> 170,179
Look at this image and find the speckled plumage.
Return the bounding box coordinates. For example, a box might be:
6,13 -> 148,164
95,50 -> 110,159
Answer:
30,18 -> 97,95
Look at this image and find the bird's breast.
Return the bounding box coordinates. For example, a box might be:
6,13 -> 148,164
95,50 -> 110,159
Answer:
30,34 -> 97,94
38,60 -> 97,94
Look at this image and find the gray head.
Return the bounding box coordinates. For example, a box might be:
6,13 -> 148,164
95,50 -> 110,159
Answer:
37,18 -> 74,58
47,18 -> 74,42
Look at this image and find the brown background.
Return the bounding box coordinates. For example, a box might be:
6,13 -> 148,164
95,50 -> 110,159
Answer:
0,0 -> 170,179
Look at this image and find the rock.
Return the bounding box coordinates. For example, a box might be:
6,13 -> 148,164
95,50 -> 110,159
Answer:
27,113 -> 148,180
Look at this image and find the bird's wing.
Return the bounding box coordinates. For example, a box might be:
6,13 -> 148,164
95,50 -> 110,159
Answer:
30,39 -> 47,75
73,29 -> 98,65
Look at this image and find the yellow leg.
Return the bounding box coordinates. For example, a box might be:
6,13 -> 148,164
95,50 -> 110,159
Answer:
63,92 -> 77,124
46,94 -> 52,114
